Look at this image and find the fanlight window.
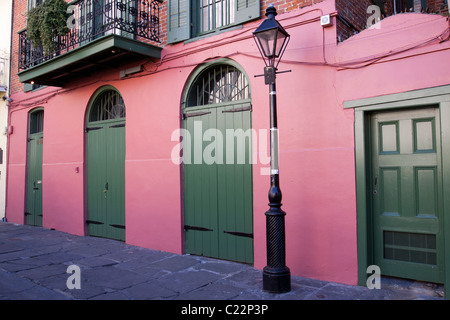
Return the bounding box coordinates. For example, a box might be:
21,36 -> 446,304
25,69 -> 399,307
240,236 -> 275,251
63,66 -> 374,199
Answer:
187,64 -> 250,107
29,110 -> 44,134
89,90 -> 125,122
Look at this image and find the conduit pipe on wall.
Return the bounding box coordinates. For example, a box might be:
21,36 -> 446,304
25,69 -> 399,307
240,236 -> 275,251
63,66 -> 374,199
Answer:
9,12 -> 450,108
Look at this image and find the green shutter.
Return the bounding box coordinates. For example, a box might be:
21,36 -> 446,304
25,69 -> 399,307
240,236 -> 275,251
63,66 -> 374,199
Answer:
167,0 -> 191,44
235,0 -> 260,25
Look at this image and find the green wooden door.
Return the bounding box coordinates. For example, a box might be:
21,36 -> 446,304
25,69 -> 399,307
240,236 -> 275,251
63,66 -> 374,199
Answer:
217,103 -> 253,263
371,107 -> 444,283
183,103 -> 253,264
26,110 -> 44,227
86,89 -> 125,241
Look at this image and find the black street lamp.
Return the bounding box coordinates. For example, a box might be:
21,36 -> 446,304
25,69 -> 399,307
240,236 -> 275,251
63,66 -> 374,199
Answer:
253,4 -> 291,293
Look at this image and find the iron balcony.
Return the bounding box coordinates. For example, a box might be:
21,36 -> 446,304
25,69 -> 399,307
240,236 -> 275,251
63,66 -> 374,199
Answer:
18,0 -> 163,87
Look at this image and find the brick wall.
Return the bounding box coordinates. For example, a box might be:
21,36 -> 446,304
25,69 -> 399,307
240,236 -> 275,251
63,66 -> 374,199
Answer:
426,0 -> 448,13
367,0 -> 448,15
336,0 -> 372,42
159,1 -> 168,46
335,0 -> 449,42
10,0 -> 28,95
261,0 -> 326,16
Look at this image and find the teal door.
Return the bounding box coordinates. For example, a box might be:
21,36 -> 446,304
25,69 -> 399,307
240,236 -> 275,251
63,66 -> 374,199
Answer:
371,107 -> 444,283
26,109 -> 44,226
86,88 -> 126,241
182,63 -> 253,264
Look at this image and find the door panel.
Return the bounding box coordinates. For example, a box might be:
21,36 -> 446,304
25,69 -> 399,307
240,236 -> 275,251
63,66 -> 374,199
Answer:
183,108 -> 219,258
183,103 -> 253,264
217,104 -> 253,263
86,120 -> 125,241
106,123 -> 126,240
86,126 -> 108,237
26,133 -> 43,226
371,107 -> 444,283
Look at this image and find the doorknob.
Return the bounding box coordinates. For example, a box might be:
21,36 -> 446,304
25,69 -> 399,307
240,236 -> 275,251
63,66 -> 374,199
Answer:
103,182 -> 108,198
33,180 -> 41,190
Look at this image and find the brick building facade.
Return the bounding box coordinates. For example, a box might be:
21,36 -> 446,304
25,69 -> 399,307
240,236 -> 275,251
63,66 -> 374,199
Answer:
9,0 -> 449,95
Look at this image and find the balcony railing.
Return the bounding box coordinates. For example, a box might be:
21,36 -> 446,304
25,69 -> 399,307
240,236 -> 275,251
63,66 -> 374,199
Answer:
19,0 -> 161,71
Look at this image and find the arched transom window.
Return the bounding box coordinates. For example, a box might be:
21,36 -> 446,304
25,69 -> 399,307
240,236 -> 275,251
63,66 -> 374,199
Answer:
29,109 -> 44,134
89,89 -> 125,122
187,64 -> 250,107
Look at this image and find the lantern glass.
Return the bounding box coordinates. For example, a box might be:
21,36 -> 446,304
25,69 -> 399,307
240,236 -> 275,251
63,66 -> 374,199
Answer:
274,30 -> 288,57
255,29 -> 277,58
253,5 -> 290,68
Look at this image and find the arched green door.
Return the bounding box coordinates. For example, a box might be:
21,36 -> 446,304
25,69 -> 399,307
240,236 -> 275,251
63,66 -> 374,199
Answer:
182,62 -> 253,264
26,109 -> 44,226
86,88 -> 126,241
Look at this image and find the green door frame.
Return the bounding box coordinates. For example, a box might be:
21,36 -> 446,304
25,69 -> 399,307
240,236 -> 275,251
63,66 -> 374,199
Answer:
26,108 -> 44,227
85,85 -> 126,241
180,58 -> 254,263
344,85 -> 450,299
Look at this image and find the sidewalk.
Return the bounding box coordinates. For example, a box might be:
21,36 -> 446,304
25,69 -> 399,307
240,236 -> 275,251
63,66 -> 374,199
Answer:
0,222 -> 444,301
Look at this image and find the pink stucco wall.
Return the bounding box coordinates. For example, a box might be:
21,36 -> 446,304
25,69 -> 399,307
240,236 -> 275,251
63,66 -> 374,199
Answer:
335,13 -> 450,102
6,0 -> 450,286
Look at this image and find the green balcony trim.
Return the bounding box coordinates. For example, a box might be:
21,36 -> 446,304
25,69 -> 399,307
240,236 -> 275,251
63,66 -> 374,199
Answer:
18,34 -> 162,85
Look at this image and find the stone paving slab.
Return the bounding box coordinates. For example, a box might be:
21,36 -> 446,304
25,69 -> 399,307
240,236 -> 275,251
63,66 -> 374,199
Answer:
0,222 -> 445,302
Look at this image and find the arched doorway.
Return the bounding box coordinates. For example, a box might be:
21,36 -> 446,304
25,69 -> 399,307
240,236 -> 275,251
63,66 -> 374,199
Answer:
26,108 -> 44,226
182,60 -> 253,264
85,86 -> 126,241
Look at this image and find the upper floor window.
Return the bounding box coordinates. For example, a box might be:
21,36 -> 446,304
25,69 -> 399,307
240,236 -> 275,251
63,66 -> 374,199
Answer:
199,0 -> 236,34
28,0 -> 43,11
167,0 -> 259,43
393,0 -> 448,13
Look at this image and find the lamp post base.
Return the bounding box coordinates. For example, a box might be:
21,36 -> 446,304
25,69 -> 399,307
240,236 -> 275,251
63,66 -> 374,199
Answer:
263,266 -> 291,293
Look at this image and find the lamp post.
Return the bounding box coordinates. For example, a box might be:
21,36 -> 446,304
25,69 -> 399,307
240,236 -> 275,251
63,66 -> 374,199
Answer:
253,4 -> 291,293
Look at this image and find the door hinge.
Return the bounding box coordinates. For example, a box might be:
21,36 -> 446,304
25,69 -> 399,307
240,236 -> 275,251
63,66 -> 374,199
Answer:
222,105 -> 252,113
24,212 -> 32,216
223,230 -> 253,238
182,111 -> 211,120
86,220 -> 104,225
85,126 -> 102,132
184,225 -> 213,232
110,224 -> 125,229
109,124 -> 125,128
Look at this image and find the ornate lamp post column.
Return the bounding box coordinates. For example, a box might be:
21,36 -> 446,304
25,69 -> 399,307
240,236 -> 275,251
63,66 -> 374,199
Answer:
253,4 -> 291,293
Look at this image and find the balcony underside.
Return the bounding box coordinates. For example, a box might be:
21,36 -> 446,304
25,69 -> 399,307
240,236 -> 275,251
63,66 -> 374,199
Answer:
19,34 -> 162,87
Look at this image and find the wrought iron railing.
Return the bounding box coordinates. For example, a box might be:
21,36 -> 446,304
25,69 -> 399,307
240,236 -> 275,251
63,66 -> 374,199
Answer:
19,0 -> 161,71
